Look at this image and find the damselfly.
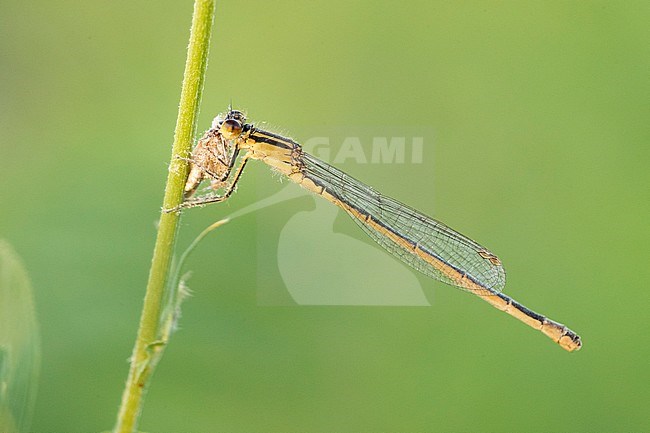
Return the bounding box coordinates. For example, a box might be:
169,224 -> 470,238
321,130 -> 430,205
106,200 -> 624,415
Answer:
169,109 -> 582,352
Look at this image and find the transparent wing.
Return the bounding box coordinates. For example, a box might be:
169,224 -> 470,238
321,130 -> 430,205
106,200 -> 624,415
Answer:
300,153 -> 506,293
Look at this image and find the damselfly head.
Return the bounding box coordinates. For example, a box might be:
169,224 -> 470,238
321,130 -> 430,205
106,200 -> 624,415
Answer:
219,109 -> 246,139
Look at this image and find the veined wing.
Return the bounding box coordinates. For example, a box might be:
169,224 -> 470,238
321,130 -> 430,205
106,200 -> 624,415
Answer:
299,152 -> 506,294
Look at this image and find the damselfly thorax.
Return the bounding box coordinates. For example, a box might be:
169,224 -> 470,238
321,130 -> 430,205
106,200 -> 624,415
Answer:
183,113 -> 240,198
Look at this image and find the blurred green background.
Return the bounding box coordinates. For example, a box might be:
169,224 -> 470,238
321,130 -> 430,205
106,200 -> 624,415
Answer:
1,1 -> 649,432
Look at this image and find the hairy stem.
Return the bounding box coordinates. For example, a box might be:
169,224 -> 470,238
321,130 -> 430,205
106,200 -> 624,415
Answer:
113,1 -> 215,432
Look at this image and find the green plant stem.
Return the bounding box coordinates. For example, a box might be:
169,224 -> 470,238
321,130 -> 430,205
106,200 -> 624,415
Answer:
113,1 -> 215,432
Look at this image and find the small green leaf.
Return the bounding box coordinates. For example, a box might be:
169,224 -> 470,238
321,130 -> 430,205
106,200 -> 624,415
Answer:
0,240 -> 41,433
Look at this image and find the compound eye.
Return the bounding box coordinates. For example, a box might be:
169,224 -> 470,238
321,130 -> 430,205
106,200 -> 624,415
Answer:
220,119 -> 243,139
